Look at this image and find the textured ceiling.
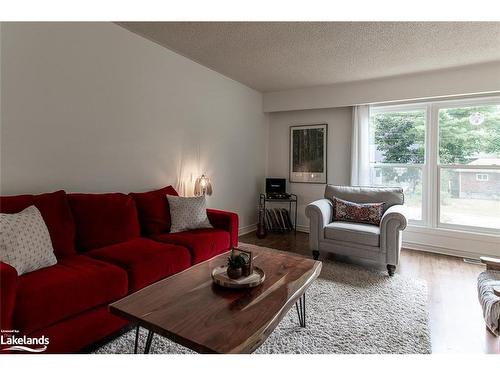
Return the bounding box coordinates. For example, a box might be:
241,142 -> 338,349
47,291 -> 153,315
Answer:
118,22 -> 500,92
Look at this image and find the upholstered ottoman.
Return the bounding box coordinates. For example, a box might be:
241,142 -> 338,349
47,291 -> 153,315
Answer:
478,257 -> 500,336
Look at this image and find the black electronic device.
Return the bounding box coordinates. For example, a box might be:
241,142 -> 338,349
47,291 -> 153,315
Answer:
265,178 -> 290,199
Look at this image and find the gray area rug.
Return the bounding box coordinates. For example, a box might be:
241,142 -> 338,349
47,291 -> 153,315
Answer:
95,253 -> 431,354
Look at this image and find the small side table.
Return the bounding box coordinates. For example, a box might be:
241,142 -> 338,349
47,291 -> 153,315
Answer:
259,193 -> 298,234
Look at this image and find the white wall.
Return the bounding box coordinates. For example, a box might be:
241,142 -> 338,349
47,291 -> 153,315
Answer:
267,107 -> 352,230
0,22 -> 267,231
264,61 -> 500,112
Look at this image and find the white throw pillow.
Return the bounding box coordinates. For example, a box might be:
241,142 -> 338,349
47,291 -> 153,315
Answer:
167,195 -> 213,233
0,205 -> 57,275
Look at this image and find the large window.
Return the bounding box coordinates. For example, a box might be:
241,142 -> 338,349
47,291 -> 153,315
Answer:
438,103 -> 500,231
369,97 -> 500,234
369,107 -> 425,221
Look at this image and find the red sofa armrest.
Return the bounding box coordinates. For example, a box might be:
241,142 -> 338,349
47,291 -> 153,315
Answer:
0,262 -> 18,331
207,209 -> 239,248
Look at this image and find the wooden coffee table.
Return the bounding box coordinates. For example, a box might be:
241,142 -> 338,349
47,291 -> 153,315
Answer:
109,245 -> 322,354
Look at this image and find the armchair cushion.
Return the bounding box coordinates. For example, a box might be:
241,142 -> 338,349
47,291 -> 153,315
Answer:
325,221 -> 380,247
325,185 -> 403,214
333,197 -> 384,226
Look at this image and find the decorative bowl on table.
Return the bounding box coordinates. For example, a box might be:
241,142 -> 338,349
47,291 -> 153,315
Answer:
211,265 -> 265,289
211,247 -> 265,289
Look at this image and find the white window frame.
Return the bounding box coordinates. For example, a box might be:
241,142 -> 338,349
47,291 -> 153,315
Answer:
371,95 -> 500,235
369,104 -> 428,225
476,174 -> 489,182
434,96 -> 500,235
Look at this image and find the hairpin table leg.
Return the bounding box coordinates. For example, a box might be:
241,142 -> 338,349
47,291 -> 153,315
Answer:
134,325 -> 140,354
144,330 -> 154,354
295,293 -> 306,328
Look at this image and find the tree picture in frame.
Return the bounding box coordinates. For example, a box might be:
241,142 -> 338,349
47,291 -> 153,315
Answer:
290,124 -> 327,183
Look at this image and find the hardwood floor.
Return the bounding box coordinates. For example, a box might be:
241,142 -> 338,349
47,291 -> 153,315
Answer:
239,231 -> 500,354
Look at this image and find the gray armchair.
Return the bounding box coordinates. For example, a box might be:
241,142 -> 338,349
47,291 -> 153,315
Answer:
305,185 -> 408,276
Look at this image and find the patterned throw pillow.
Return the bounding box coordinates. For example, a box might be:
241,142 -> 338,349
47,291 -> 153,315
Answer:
333,197 -> 385,226
166,195 -> 213,233
0,205 -> 57,275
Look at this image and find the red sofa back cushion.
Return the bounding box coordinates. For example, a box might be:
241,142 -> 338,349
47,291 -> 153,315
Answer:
129,185 -> 178,235
68,193 -> 141,252
0,190 -> 76,259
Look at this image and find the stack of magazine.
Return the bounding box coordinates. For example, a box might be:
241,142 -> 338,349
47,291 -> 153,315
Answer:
264,208 -> 293,232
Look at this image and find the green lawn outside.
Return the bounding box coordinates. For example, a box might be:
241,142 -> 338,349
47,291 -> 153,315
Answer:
440,198 -> 500,229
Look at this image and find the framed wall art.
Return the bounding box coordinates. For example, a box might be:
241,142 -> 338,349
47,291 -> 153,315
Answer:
289,123 -> 327,183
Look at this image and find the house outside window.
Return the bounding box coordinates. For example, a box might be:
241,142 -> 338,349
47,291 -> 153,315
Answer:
475,173 -> 489,182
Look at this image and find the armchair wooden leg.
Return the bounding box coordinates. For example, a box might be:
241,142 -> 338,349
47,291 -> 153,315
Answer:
312,250 -> 320,260
387,264 -> 396,276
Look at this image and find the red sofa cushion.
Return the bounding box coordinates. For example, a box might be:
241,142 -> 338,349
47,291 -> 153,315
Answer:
86,238 -> 191,292
0,262 -> 17,331
129,185 -> 178,235
152,228 -> 230,265
207,209 -> 239,248
13,256 -> 128,334
28,305 -> 127,353
68,193 -> 141,252
0,190 -> 76,258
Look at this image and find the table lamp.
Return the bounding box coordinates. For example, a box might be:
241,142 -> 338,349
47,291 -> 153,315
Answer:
194,174 -> 213,196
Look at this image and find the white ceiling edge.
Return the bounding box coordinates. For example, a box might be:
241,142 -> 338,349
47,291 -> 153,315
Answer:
263,61 -> 500,112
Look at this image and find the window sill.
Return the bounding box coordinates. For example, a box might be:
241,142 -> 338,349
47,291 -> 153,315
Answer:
406,224 -> 500,243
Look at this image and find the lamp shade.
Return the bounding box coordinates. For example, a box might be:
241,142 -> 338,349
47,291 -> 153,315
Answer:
194,174 -> 213,196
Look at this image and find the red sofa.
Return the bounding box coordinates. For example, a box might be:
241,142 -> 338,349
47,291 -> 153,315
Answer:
0,187 -> 238,353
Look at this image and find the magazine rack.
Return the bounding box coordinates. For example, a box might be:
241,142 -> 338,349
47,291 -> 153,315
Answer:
259,193 -> 297,233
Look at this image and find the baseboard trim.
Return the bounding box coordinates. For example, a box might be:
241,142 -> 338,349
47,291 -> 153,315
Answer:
296,225 -> 309,233
402,241 -> 487,260
238,224 -> 257,236
405,225 -> 500,244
